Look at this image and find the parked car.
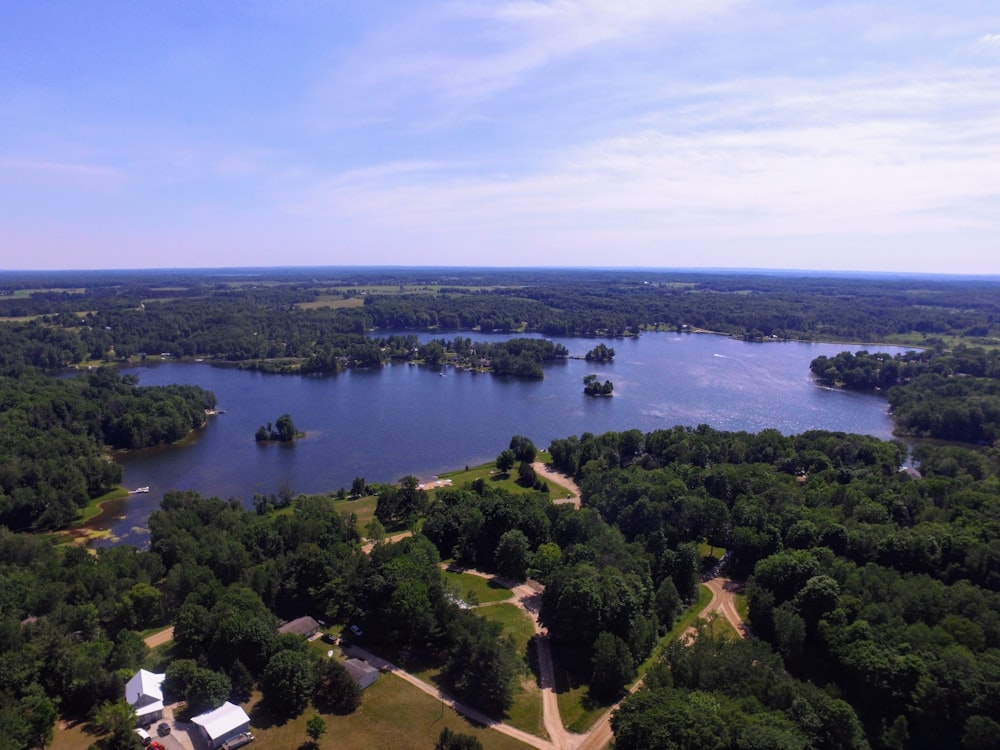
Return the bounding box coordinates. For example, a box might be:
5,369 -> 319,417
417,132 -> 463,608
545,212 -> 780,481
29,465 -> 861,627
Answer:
350,624 -> 363,636
134,728 -> 151,746
157,722 -> 171,736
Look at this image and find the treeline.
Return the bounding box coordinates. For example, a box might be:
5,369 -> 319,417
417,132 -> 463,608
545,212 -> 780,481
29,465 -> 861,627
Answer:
0,369 -> 214,530
5,270 -> 1000,378
812,346 -> 1000,443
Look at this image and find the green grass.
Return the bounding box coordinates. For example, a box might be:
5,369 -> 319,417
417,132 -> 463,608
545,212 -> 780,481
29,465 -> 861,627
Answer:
506,673 -> 546,739
443,570 -> 514,606
76,486 -> 128,525
247,680 -> 535,750
550,643 -> 609,734
734,591 -> 749,622
332,494 -> 378,528
436,462 -> 562,498
476,603 -> 536,656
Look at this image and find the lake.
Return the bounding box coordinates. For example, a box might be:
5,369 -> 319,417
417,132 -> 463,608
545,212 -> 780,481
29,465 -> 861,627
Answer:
103,333 -> 907,545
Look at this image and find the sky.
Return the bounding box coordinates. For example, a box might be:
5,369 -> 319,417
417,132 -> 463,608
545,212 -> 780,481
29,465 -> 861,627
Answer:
2,1 -> 999,274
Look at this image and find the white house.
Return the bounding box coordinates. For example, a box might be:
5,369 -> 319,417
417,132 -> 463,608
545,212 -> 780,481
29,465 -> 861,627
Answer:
191,701 -> 252,749
125,669 -> 166,726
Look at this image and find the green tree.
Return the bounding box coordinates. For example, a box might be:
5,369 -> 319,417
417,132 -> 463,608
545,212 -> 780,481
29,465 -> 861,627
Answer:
351,476 -> 367,496
496,449 -> 516,473
591,631 -> 636,701
306,714 -> 327,744
313,659 -> 361,714
262,650 -> 316,718
494,529 -> 532,581
186,668 -> 232,715
436,727 -> 484,750
275,413 -> 298,441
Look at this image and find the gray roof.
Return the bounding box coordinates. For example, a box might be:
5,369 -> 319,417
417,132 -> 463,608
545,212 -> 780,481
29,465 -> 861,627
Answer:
278,616 -> 320,637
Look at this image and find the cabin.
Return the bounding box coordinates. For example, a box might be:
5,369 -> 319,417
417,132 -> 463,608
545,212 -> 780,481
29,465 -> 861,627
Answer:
191,702 -> 252,749
125,669 -> 166,726
344,657 -> 379,690
277,615 -> 320,639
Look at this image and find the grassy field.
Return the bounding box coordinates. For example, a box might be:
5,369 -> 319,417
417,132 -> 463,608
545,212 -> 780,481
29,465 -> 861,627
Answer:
443,570 -> 514,606
50,678 -> 535,750
477,604 -> 536,655
436,461 -> 563,498
332,494 -> 378,528
296,296 -> 366,310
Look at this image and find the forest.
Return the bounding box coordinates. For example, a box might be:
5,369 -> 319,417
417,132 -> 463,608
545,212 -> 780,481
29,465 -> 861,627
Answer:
2,267 -> 1000,749
0,369 -> 214,531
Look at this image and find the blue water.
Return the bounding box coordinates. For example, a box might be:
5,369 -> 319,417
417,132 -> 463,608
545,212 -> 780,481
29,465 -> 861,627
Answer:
106,334 -> 907,545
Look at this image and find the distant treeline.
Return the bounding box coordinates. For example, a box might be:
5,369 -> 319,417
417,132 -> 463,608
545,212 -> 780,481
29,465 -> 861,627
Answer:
3,270 -> 1000,379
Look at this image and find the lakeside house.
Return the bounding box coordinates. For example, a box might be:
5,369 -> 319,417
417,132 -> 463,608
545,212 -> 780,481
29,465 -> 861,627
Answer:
191,701 -> 252,749
125,669 -> 166,726
277,615 -> 320,638
344,658 -> 379,690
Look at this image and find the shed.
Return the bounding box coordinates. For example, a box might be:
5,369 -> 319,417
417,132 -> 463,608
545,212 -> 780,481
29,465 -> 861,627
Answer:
125,669 -> 166,725
191,701 -> 252,749
344,658 -> 379,690
278,615 -> 320,638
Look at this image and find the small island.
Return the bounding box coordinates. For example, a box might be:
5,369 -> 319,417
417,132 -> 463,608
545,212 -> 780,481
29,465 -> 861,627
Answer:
583,374 -> 614,396
585,343 -> 615,362
255,413 -> 303,442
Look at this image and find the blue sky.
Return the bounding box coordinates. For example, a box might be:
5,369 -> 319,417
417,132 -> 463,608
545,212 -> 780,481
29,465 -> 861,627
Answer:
2,1 -> 999,273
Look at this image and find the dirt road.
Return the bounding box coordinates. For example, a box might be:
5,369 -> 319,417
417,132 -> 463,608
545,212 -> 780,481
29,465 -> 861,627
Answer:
531,463 -> 580,508
580,577 -> 748,750
143,626 -> 174,648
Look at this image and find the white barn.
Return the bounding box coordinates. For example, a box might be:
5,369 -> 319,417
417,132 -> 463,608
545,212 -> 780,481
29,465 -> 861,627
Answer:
191,701 -> 251,749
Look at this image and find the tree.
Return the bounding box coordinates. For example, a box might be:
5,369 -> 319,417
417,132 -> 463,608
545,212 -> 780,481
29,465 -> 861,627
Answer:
306,714 -> 327,744
351,476 -> 367,497
229,659 -> 254,703
19,690 -> 56,750
516,461 -> 536,487
313,659 -> 361,714
275,413 -> 298,441
90,700 -> 139,748
186,668 -> 232,715
436,727 -> 484,750
528,542 -> 562,583
591,631 -> 636,701
262,650 -> 316,718
509,435 -> 537,462
496,449 -> 516,473
494,529 -> 532,581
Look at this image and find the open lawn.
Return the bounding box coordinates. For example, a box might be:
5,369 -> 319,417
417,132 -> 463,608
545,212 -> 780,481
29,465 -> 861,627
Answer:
332,494 -> 378,528
476,603 -> 535,655
436,462 -> 562,498
246,676 -> 533,750
443,570 -> 514,606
